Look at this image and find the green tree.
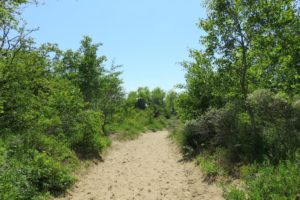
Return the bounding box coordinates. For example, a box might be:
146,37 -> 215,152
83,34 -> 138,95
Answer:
97,65 -> 124,133
135,87 -> 151,110
178,50 -> 225,119
0,0 -> 37,63
78,36 -> 106,106
165,90 -> 178,117
178,0 -> 300,121
199,0 -> 299,99
150,87 -> 166,117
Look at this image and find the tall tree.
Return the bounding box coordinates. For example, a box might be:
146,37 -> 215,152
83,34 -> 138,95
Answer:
199,0 -> 300,99
178,0 -> 299,121
78,36 -> 106,105
97,65 -> 124,133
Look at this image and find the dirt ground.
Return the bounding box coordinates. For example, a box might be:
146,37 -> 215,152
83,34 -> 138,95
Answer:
56,131 -> 223,200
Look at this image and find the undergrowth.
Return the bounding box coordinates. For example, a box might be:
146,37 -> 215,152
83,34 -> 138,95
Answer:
108,110 -> 169,140
172,90 -> 300,199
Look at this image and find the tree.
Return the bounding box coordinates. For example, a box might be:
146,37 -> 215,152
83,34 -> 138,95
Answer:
165,90 -> 178,117
0,0 -> 37,64
178,0 -> 300,122
54,36 -> 125,133
199,0 -> 299,98
135,87 -> 151,110
97,65 -> 124,133
179,50 -> 225,119
78,36 -> 106,106
150,87 -> 166,117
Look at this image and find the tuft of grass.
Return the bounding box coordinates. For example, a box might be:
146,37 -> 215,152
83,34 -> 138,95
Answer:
197,155 -> 220,177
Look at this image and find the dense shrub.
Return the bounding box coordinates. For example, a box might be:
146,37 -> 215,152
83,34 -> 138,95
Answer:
247,89 -> 300,163
0,161 -> 40,200
70,110 -> 110,158
0,134 -> 77,199
0,154 -> 74,199
247,89 -> 292,122
28,152 -> 74,195
180,104 -> 236,155
180,89 -> 300,163
177,89 -> 300,199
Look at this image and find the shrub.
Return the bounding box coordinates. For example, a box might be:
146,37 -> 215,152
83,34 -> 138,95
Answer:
0,161 -> 40,200
147,115 -> 167,131
293,99 -> 300,130
180,104 -> 236,155
0,151 -> 74,199
5,132 -> 79,170
247,89 -> 292,122
0,132 -> 81,199
27,152 -> 75,195
224,187 -> 247,200
247,89 -> 300,163
70,110 -> 110,158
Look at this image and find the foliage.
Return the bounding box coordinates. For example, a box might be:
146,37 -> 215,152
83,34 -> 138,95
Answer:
0,1 -> 174,196
0,133 -> 77,199
197,154 -> 220,177
174,0 -> 300,198
55,37 -> 124,133
108,87 -> 172,139
165,90 -> 178,117
226,153 -> 300,200
0,1 -> 122,198
247,89 -> 300,163
70,110 -> 111,158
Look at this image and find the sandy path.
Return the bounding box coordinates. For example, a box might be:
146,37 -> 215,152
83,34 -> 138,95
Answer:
57,131 -> 223,200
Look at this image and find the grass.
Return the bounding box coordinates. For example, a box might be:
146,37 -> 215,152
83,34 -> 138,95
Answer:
108,111 -> 169,140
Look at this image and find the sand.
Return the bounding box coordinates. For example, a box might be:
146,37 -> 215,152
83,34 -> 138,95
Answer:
56,131 -> 223,200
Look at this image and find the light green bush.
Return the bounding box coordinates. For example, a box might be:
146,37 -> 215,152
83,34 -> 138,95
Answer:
70,110 -> 110,158
197,155 -> 220,177
0,133 -> 78,199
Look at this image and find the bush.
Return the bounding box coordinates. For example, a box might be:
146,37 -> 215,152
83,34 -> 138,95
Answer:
180,104 -> 236,155
0,133 -> 79,199
180,89 -> 300,163
70,110 -> 110,158
147,115 -> 167,131
0,153 -> 74,199
6,132 -> 79,169
247,89 -> 300,163
0,161 -> 40,200
28,152 -> 75,195
247,89 -> 292,122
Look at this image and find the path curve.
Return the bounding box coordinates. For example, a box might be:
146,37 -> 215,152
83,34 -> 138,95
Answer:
57,131 -> 223,200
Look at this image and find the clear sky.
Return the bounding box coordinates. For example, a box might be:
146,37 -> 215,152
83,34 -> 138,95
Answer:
23,0 -> 206,92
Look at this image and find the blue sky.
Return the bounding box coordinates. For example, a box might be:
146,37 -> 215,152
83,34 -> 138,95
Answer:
23,0 -> 206,92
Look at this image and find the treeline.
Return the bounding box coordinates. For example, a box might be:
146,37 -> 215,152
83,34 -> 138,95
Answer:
0,1 -> 175,199
172,0 -> 300,199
